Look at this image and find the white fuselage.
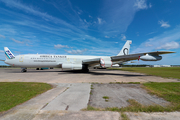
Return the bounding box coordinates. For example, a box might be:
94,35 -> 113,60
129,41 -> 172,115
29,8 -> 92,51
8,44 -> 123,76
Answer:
5,54 -> 113,68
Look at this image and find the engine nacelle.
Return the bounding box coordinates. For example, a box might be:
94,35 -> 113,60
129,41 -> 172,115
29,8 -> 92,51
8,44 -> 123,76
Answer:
140,54 -> 162,61
100,58 -> 112,68
62,64 -> 82,70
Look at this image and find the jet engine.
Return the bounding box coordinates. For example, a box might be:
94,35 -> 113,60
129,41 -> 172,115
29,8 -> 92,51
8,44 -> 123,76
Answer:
140,54 -> 162,61
100,58 -> 112,68
62,64 -> 82,70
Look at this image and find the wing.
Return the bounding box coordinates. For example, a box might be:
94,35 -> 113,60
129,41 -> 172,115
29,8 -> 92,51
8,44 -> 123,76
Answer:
82,58 -> 100,67
82,57 -> 112,68
111,51 -> 175,62
0,59 -> 5,61
82,51 -> 175,67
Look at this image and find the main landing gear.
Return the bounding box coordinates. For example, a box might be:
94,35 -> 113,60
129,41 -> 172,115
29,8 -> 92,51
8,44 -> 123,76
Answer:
21,68 -> 27,73
82,65 -> 89,73
83,68 -> 89,73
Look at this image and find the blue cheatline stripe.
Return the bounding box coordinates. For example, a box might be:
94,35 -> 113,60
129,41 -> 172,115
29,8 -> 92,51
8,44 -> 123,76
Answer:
5,51 -> 11,59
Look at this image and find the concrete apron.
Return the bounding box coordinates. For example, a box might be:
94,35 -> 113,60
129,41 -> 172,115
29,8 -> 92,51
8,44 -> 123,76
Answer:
42,83 -> 91,111
1,83 -> 120,120
1,83 -> 180,120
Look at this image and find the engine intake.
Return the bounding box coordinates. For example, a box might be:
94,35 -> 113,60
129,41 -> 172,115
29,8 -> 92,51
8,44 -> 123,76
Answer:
100,58 -> 112,68
140,54 -> 162,61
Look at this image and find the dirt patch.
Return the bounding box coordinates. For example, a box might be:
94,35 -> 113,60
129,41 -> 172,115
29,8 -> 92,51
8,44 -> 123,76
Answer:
89,84 -> 169,108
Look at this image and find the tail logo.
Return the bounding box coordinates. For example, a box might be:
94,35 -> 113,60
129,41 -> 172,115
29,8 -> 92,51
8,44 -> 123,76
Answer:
5,50 -> 14,59
123,48 -> 129,55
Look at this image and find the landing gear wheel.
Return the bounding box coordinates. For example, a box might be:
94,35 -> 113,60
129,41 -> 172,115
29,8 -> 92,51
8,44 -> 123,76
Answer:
21,69 -> 27,73
82,65 -> 89,73
36,68 -> 39,70
21,68 -> 27,73
82,68 -> 89,73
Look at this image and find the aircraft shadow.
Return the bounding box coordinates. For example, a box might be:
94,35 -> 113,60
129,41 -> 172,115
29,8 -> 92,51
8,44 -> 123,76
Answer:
4,69 -> 147,77
58,69 -> 147,77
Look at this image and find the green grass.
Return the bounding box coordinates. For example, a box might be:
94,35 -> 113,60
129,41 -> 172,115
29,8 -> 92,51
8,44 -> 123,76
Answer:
0,82 -> 52,112
85,82 -> 180,112
121,112 -> 129,120
91,84 -> 94,89
103,96 -> 109,99
108,67 -> 180,79
103,96 -> 109,102
109,82 -> 140,84
143,82 -> 180,106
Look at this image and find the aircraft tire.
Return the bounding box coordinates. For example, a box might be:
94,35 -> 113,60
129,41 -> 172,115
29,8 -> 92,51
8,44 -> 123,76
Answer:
82,68 -> 89,73
21,69 -> 27,73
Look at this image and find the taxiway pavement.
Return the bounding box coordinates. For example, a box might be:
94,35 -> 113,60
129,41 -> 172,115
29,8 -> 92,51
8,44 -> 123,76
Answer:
0,68 -> 178,83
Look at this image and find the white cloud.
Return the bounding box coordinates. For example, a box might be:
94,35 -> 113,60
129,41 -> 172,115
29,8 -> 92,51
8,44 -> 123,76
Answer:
97,17 -> 105,24
97,17 -> 102,24
77,9 -> 83,15
149,3 -> 152,8
136,32 -> 139,36
1,0 -> 83,34
89,15 -> 92,18
54,44 -> 69,49
132,26 -> 180,53
158,20 -> 170,28
147,31 -> 156,35
84,19 -> 87,23
11,38 -> 23,44
134,0 -> 148,9
0,34 -> 5,38
0,50 -> 4,53
145,43 -> 152,47
121,34 -> 126,40
105,36 -> 110,38
98,0 -> 149,37
157,41 -> 179,50
65,49 -> 87,54
83,19 -> 91,27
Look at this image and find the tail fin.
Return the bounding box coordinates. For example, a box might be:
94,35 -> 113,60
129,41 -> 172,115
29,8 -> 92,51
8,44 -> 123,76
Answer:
4,47 -> 15,59
117,40 -> 132,56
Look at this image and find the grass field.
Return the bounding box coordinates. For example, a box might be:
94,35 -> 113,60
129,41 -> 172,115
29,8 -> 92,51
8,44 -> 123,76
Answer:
108,67 -> 180,79
0,82 -> 52,112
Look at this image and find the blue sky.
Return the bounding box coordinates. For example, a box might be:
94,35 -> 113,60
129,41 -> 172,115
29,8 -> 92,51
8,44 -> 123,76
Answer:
0,0 -> 180,65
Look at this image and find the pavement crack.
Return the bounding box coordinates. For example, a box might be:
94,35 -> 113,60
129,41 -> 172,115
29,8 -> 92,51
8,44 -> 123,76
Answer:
41,103 -> 49,109
65,105 -> 69,110
40,87 -> 68,110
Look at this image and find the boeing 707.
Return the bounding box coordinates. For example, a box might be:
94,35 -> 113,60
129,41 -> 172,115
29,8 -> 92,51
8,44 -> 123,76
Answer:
1,40 -> 175,72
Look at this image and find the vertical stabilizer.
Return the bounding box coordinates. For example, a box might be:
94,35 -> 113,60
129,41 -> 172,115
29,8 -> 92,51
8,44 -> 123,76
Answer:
117,40 -> 132,56
4,47 -> 15,59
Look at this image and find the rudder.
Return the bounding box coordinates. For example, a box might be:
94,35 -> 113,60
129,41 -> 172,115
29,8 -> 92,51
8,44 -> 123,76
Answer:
4,47 -> 15,59
117,40 -> 132,56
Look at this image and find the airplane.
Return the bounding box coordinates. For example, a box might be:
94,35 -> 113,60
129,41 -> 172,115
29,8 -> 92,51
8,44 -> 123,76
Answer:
1,40 -> 175,72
